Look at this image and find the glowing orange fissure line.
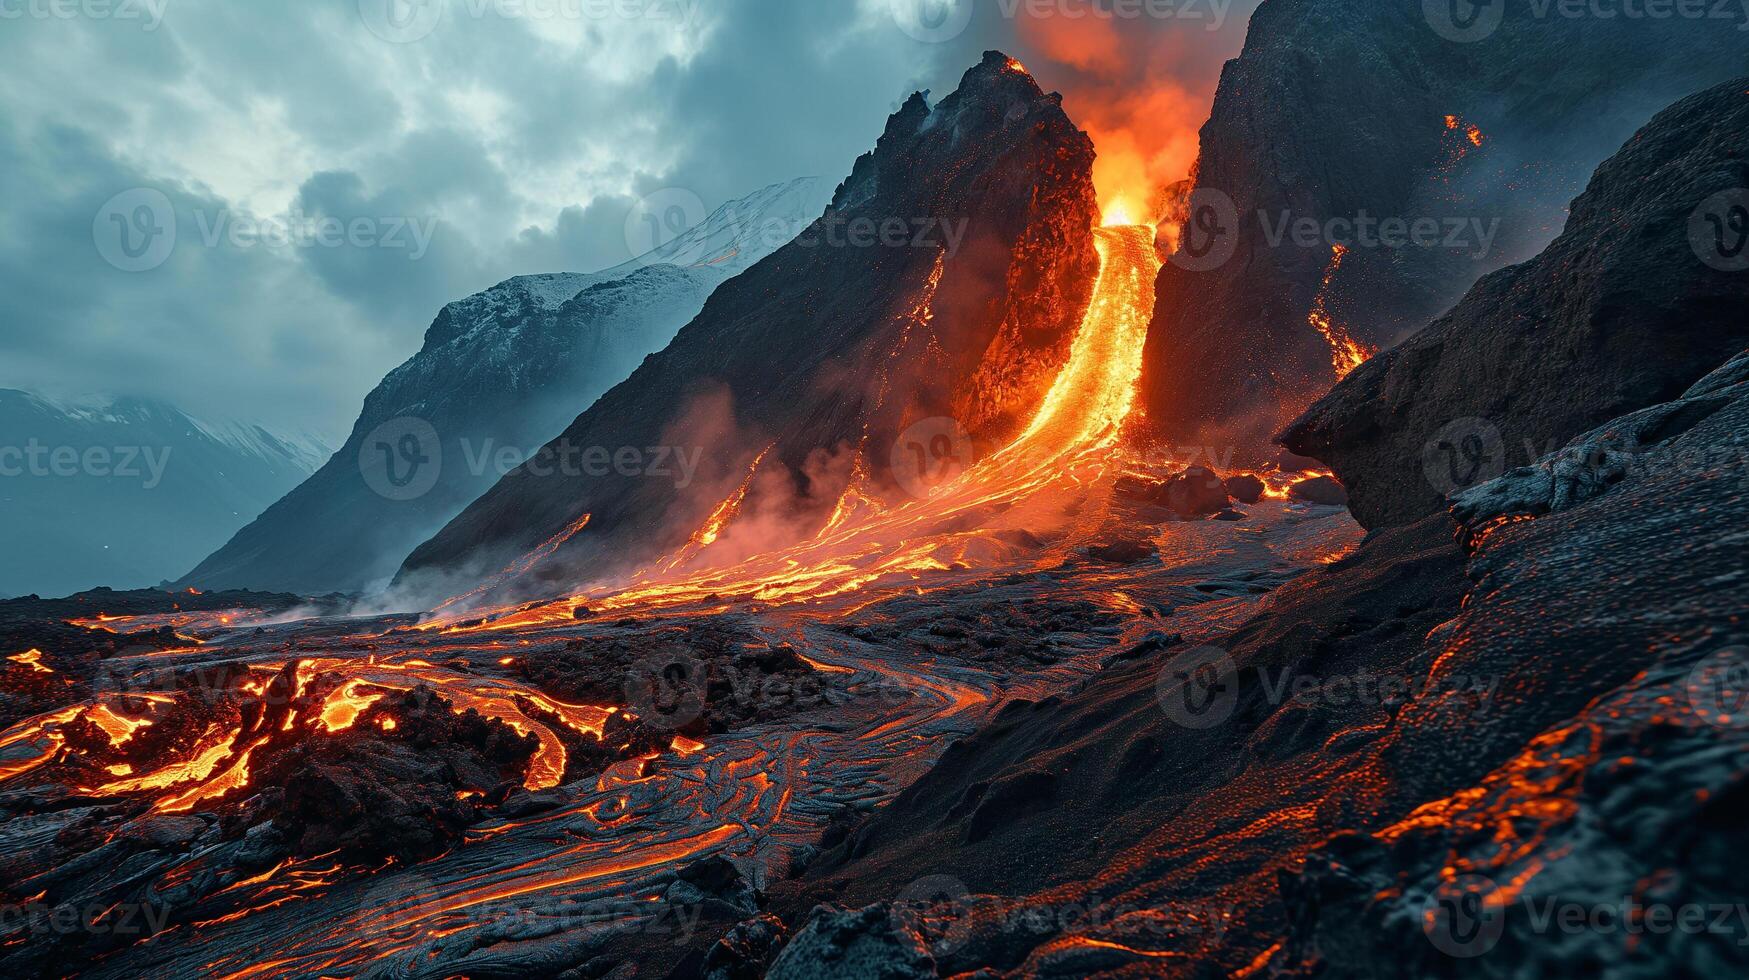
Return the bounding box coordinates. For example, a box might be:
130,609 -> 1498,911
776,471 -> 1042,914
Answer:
439,226 -> 1162,629
1307,244 -> 1375,380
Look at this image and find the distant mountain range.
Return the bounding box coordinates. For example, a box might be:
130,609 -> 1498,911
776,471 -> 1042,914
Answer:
0,391 -> 327,598
179,178 -> 835,596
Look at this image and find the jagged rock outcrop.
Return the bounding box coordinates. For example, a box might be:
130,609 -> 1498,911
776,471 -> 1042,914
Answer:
180,180 -> 832,596
399,52 -> 1100,599
1279,346 -> 1749,978
1282,78 -> 1749,528
1143,0 -> 1748,455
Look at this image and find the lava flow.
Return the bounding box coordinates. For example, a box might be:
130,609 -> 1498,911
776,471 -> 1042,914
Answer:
436,224 -> 1163,631
1307,244 -> 1376,380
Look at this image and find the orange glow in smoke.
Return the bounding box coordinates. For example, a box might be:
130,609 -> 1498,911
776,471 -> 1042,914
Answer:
1014,15 -> 1243,222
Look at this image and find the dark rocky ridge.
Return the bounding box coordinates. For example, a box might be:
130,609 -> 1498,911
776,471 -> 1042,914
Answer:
1142,0 -> 1748,456
399,52 -> 1101,599
1283,77 -> 1749,529
714,83 -> 1749,978
180,180 -> 831,596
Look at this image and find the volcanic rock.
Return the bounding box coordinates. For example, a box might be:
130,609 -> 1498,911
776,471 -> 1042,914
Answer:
1282,77 -> 1749,528
1084,539 -> 1156,565
1287,475 -> 1348,507
1278,350 -> 1749,977
244,686 -> 537,862
1163,465 -> 1229,516
1142,1 -> 1748,454
1223,474 -> 1265,504
766,903 -> 936,980
701,914 -> 789,980
399,51 -> 1100,599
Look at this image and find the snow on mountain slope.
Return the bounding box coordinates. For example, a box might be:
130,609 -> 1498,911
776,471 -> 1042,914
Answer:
610,177 -> 836,275
0,390 -> 328,599
180,178 -> 831,596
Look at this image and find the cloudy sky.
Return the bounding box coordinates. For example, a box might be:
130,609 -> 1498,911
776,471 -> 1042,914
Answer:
0,0 -> 1259,441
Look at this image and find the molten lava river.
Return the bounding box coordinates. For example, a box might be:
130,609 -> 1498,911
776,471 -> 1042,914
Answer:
0,226 -> 1362,978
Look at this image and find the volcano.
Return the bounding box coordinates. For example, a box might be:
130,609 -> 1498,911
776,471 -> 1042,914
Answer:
5,14 -> 1749,980
397,52 -> 1102,604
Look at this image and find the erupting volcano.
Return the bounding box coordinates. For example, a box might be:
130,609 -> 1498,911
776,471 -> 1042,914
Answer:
433,222 -> 1159,630
6,7 -> 1749,979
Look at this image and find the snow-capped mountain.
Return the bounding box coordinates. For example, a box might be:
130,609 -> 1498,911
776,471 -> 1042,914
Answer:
180,178 -> 834,596
0,390 -> 328,599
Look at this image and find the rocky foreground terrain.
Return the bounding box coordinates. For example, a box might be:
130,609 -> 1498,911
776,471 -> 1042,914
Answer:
3,30 -> 1746,980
